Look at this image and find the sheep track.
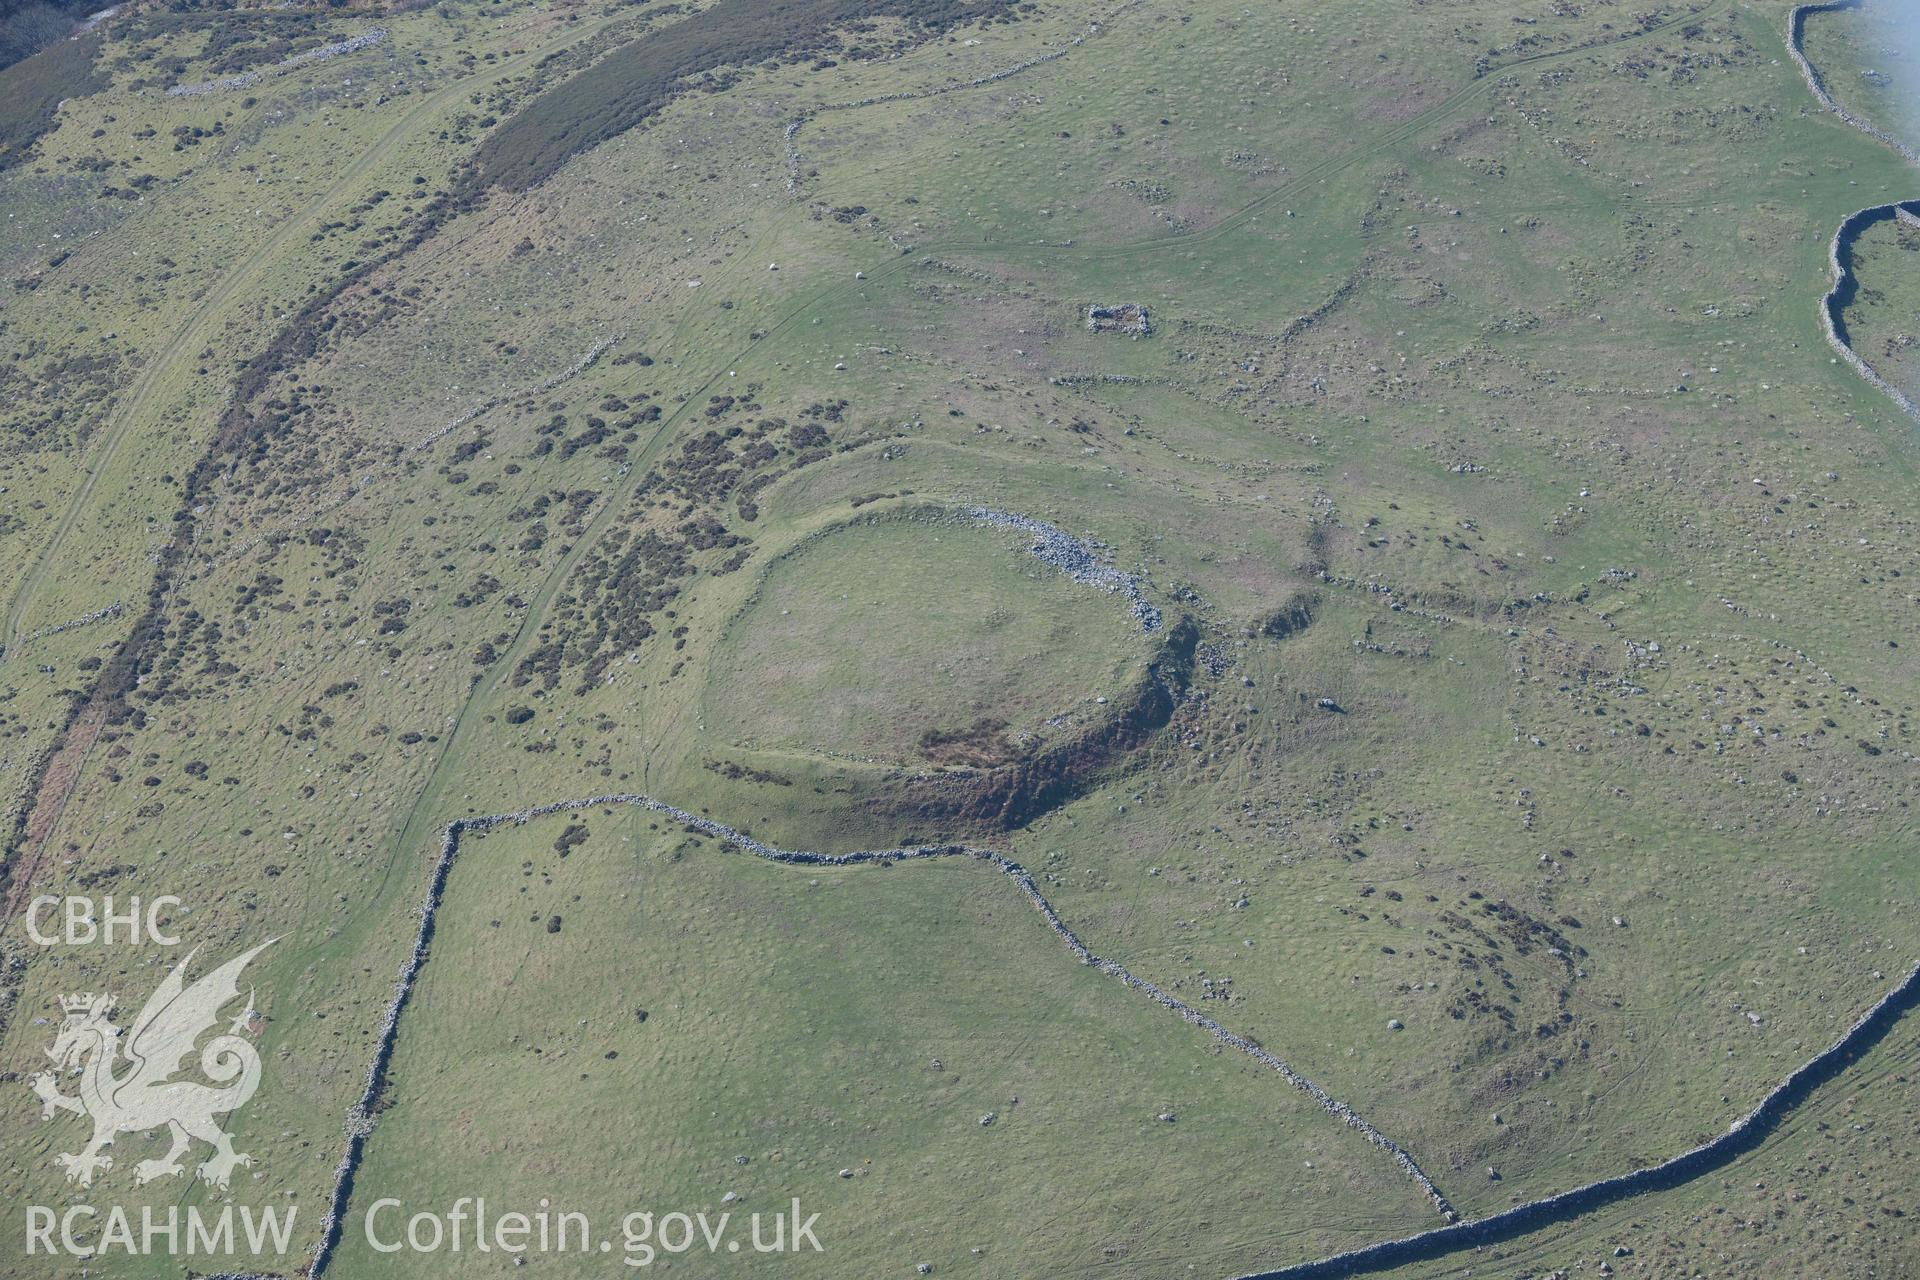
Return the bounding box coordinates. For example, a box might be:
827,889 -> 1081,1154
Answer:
783,0 -> 1146,195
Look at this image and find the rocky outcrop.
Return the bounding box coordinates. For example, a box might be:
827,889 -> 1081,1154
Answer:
168,28 -> 387,97
1259,593 -> 1317,639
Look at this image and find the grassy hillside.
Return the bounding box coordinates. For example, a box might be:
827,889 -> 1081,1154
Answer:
333,811 -> 1434,1278
2,0 -> 1918,1276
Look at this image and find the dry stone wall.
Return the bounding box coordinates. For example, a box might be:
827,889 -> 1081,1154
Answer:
303,10 -> 1920,1278
307,790 -> 1453,1274
169,29 -> 388,97
1791,2 -> 1920,419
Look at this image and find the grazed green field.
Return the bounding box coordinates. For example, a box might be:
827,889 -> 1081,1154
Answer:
3,0 -> 1919,1277
706,515 -> 1149,765
332,812 -> 1433,1278
1370,1009 -> 1920,1278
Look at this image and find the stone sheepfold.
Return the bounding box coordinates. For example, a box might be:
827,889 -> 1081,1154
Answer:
1085,302 -> 1150,336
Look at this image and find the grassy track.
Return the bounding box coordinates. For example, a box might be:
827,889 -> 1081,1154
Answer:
0,13 -> 625,662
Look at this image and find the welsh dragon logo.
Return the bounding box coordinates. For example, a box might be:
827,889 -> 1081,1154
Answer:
29,940 -> 273,1189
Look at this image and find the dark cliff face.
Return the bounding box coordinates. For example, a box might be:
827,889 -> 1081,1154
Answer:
883,618 -> 1199,834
